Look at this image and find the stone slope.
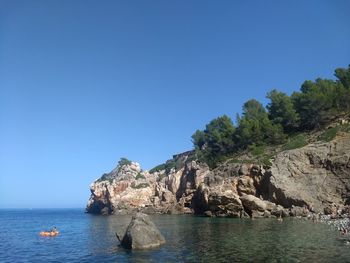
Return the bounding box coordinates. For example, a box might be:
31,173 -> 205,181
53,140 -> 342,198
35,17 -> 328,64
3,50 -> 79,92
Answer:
264,132 -> 350,213
86,133 -> 350,217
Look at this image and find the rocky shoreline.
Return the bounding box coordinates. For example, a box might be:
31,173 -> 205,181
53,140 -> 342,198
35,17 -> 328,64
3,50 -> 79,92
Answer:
86,132 -> 350,238
320,215 -> 350,234
286,203 -> 350,240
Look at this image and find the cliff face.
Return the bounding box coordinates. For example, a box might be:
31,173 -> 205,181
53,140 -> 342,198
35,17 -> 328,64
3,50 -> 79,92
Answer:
86,153 -> 209,215
86,133 -> 350,217
86,162 -> 154,214
265,132 -> 350,213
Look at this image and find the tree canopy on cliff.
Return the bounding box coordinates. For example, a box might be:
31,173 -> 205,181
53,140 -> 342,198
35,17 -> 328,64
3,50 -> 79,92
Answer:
118,157 -> 132,167
266,89 -> 300,133
236,99 -> 286,148
192,115 -> 236,167
192,65 -> 350,167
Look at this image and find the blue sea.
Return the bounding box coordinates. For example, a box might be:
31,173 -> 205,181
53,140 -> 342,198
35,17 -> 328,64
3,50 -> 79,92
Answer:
1,209 -> 350,262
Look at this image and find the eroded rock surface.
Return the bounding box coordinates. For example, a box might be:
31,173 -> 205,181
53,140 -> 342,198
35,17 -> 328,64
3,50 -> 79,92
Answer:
266,133 -> 350,213
87,133 -> 350,218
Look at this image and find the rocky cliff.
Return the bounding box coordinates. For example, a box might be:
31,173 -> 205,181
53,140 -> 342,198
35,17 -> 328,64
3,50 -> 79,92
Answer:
86,132 -> 350,218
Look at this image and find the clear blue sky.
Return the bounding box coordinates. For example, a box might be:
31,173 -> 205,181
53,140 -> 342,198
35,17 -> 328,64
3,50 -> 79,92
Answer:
1,0 -> 349,208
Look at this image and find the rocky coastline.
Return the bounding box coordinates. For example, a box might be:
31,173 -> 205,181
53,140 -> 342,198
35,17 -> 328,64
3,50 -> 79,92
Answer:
86,132 -> 350,234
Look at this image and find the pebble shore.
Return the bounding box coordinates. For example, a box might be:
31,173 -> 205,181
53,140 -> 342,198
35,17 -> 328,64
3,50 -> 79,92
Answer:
319,215 -> 350,233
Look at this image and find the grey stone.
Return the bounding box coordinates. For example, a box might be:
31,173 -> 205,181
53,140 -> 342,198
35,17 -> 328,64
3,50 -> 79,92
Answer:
239,164 -> 250,175
240,194 -> 267,212
267,135 -> 350,212
290,206 -> 309,217
263,210 -> 271,218
117,213 -> 165,249
237,176 -> 256,196
204,210 -> 213,217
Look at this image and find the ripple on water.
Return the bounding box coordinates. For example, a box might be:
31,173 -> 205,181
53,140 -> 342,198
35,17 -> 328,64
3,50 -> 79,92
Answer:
1,210 -> 350,262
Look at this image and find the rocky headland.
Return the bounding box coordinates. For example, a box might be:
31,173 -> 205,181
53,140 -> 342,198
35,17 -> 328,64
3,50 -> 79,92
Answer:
86,130 -> 350,228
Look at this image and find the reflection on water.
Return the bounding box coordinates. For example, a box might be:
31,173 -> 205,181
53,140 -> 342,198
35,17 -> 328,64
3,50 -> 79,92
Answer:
87,214 -> 131,256
87,214 -> 350,262
1,209 -> 350,262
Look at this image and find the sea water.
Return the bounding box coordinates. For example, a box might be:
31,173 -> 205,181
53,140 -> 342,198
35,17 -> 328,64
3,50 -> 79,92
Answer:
1,209 -> 350,262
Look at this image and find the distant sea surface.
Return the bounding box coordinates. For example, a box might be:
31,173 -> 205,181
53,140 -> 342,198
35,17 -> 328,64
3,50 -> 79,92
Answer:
1,209 -> 350,262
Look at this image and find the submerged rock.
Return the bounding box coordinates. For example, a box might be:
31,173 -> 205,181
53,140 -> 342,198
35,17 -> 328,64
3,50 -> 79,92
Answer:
116,213 -> 165,249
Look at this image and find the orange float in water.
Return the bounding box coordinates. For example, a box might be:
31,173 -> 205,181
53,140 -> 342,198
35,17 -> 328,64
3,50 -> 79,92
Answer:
39,231 -> 59,237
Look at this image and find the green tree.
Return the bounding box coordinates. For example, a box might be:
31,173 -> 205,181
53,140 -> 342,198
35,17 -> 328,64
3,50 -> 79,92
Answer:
190,65 -> 350,167
236,99 -> 286,147
241,99 -> 267,120
118,157 -> 132,167
192,130 -> 206,151
335,65 -> 350,89
334,65 -> 350,113
333,82 -> 350,114
192,115 -> 236,167
204,115 -> 236,153
266,89 -> 299,133
292,77 -> 349,130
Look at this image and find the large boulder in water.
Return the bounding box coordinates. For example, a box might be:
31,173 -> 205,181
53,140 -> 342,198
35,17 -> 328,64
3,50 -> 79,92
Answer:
116,213 -> 165,249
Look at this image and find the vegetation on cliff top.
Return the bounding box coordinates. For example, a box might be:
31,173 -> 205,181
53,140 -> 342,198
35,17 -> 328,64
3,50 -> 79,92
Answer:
118,157 -> 132,167
192,65 -> 350,168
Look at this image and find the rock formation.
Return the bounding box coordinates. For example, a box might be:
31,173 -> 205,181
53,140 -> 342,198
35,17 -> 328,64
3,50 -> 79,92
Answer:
86,132 -> 350,218
86,162 -> 154,215
116,213 -> 165,249
264,133 -> 350,213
